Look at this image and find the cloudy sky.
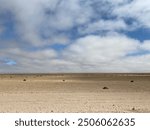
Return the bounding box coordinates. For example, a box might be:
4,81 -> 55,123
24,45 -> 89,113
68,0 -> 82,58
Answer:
0,0 -> 150,73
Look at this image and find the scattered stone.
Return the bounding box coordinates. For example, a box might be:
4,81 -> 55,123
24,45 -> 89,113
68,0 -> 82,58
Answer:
130,80 -> 134,83
103,87 -> 109,90
62,79 -> 65,82
51,110 -> 54,113
23,79 -> 26,81
132,107 -> 135,111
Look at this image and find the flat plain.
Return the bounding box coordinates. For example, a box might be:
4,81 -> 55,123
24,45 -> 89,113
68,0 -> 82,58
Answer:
0,73 -> 150,113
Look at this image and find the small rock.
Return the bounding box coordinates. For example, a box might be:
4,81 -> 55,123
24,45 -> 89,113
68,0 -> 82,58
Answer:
132,107 -> 135,111
130,80 -> 134,83
23,79 -> 26,81
103,87 -> 109,90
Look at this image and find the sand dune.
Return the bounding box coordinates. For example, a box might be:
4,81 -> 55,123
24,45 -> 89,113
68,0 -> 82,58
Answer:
0,74 -> 150,113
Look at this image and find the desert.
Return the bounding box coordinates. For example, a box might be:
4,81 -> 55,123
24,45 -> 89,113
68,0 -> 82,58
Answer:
0,73 -> 150,113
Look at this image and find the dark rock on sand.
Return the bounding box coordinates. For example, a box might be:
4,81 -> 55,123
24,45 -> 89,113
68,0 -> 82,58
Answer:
103,87 -> 109,90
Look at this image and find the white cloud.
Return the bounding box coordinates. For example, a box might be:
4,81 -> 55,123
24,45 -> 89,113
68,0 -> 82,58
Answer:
0,0 -> 93,46
63,35 -> 139,63
1,0 -> 142,46
141,40 -> 150,50
1,0 -> 150,73
113,0 -> 150,28
0,48 -> 57,61
61,34 -> 150,72
78,19 -> 128,34
0,47 -> 58,73
1,34 -> 150,73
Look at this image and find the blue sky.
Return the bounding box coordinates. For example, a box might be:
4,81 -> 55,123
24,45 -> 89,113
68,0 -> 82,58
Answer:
0,0 -> 150,73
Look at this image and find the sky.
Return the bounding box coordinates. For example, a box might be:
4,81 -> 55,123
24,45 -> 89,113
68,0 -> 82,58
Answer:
0,0 -> 150,73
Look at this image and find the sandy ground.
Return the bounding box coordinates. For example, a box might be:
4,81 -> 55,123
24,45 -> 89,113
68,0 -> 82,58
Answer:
0,73 -> 150,113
